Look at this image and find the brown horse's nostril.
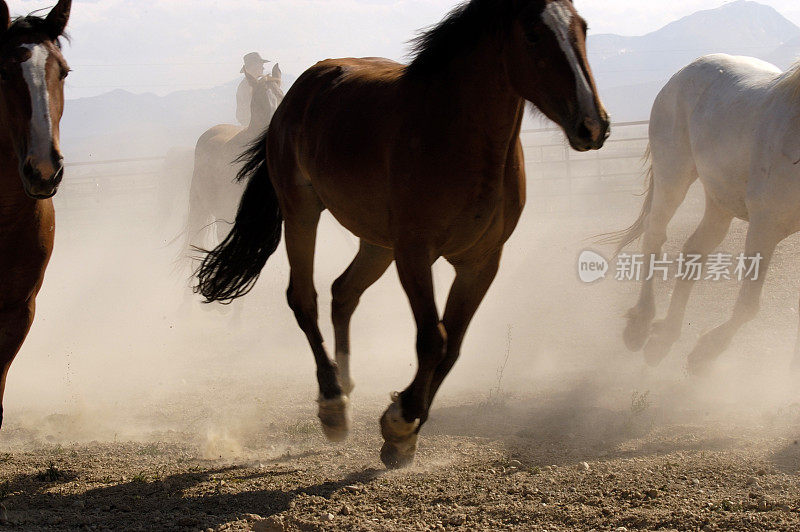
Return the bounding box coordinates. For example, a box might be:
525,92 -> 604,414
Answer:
581,117 -> 603,142
20,156 -> 63,199
22,160 -> 41,181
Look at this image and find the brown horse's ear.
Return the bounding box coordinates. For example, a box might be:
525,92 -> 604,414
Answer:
272,63 -> 281,79
45,0 -> 71,39
0,1 -> 10,37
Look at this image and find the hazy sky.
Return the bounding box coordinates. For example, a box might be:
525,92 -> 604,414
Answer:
13,0 -> 800,99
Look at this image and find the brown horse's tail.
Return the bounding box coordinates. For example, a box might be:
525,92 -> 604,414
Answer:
596,144 -> 654,256
194,134 -> 282,303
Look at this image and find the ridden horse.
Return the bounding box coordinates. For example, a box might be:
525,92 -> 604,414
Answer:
0,0 -> 72,428
614,54 -> 800,374
184,65 -> 283,255
196,0 -> 608,468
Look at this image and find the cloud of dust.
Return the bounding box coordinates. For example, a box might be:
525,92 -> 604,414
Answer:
3,117 -> 800,460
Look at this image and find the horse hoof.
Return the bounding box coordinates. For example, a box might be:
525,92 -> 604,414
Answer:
317,395 -> 350,442
380,439 -> 417,469
643,331 -> 675,367
686,351 -> 713,377
379,395 -> 420,469
623,315 -> 651,352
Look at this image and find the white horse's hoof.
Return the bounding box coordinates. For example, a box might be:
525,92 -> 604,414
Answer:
317,395 -> 350,442
643,321 -> 678,367
623,310 -> 653,352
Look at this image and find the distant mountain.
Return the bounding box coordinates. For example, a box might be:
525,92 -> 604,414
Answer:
59,1 -> 800,158
590,0 -> 800,121
61,82 -> 233,160
765,34 -> 800,66
61,73 -> 297,160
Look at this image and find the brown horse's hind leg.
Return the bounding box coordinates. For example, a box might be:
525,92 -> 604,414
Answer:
380,242 -> 444,468
331,241 -> 394,395
0,299 -> 36,429
284,204 -> 350,442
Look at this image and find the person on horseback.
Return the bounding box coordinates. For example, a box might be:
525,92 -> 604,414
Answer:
236,52 -> 270,126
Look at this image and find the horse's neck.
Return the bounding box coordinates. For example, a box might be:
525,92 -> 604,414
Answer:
245,87 -> 280,136
415,44 -> 524,139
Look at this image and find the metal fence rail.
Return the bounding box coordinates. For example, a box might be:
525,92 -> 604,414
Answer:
53,121 -> 652,237
520,120 -> 649,213
55,155 -> 170,239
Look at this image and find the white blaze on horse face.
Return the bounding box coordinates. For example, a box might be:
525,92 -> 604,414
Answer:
541,1 -> 594,114
20,44 -> 54,163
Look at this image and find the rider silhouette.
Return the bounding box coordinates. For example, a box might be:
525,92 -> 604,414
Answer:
236,52 -> 270,127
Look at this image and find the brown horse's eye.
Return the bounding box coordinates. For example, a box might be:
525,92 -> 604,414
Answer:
60,69 -> 70,80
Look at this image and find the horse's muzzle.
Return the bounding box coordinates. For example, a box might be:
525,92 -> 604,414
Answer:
567,114 -> 611,152
21,156 -> 64,199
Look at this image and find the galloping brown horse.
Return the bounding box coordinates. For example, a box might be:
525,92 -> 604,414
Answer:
0,0 -> 71,428
197,0 -> 608,468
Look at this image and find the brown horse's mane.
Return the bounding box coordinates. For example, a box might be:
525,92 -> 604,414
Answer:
406,0 -> 508,77
2,15 -> 68,46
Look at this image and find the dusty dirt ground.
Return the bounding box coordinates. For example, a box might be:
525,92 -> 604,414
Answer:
4,385 -> 800,532
3,184 -> 800,531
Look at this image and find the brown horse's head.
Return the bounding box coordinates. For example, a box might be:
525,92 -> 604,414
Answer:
0,0 -> 71,199
506,0 -> 609,151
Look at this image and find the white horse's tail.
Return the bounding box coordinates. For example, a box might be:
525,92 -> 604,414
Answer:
597,144 -> 654,256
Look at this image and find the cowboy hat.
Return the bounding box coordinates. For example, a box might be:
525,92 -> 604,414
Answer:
241,52 -> 270,73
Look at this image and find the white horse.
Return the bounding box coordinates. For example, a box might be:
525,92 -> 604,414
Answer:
612,53 -> 800,374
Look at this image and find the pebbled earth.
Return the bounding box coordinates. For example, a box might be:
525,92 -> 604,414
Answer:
3,186 -> 800,530
3,388 -> 800,532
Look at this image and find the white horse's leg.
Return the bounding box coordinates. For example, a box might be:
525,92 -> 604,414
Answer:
643,195 -> 733,365
624,159 -> 694,351
687,218 -> 784,375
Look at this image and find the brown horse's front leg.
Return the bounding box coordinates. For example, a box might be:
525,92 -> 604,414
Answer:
0,299 -> 36,429
380,244 -> 444,469
283,207 -> 356,443
424,250 -> 503,419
